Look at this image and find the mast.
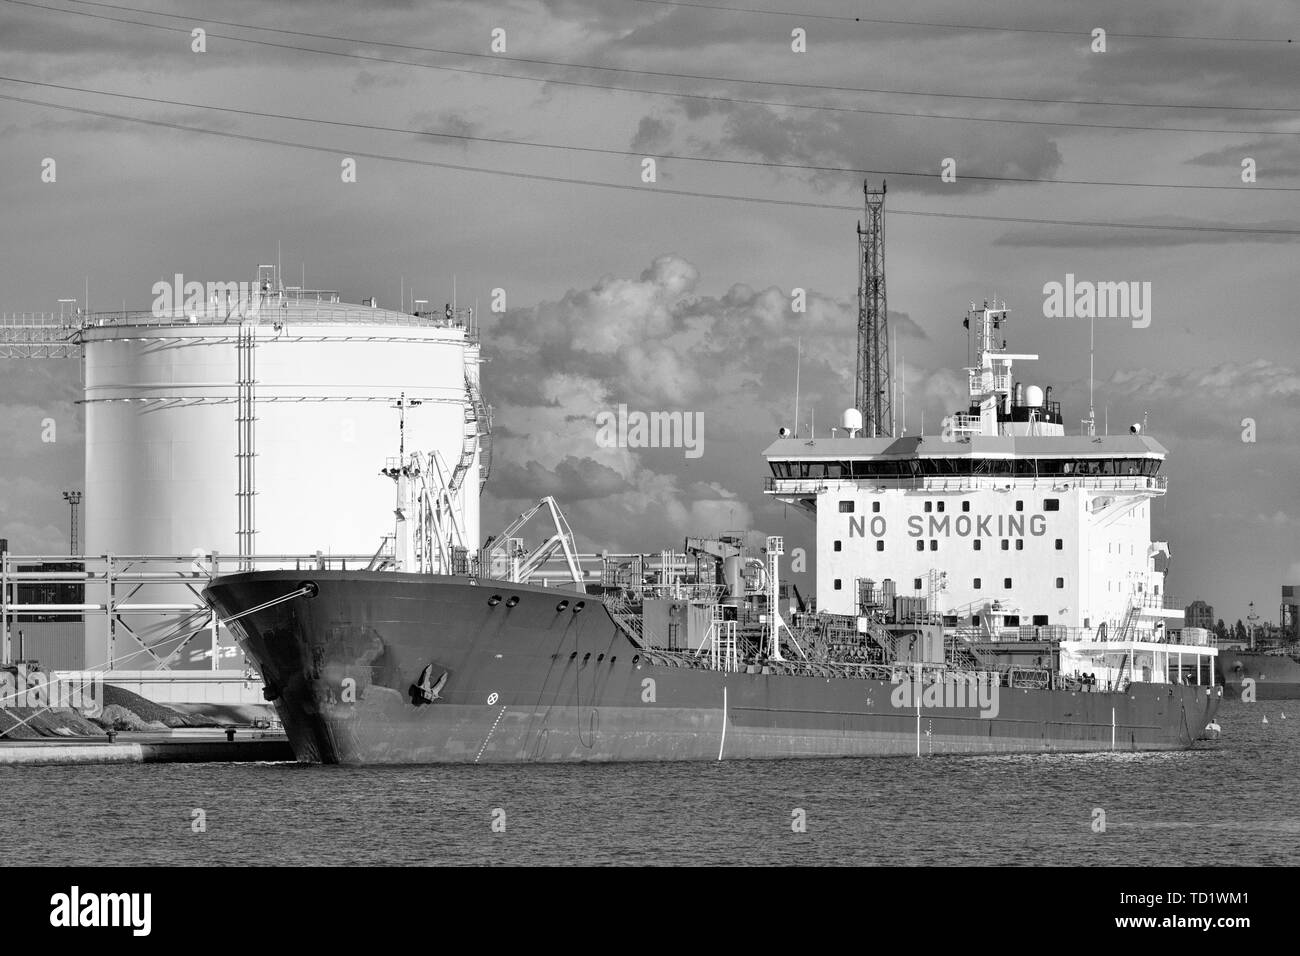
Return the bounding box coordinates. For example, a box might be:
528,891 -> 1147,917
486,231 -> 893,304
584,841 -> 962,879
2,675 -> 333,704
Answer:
855,180 -> 892,438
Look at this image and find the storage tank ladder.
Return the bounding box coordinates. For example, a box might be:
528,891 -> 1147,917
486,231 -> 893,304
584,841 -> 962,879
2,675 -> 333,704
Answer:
235,323 -> 258,570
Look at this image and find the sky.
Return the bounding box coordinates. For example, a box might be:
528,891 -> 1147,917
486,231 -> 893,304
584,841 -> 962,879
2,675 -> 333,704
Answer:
0,0 -> 1297,625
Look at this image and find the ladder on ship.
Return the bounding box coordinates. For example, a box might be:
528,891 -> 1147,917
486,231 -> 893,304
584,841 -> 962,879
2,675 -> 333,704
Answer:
702,604 -> 738,672
862,618 -> 899,661
604,591 -> 648,648
946,633 -> 983,671
1114,651 -> 1132,692
1116,602 -> 1142,642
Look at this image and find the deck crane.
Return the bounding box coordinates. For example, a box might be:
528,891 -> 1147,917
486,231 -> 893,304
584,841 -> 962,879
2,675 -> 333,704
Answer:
483,497 -> 586,590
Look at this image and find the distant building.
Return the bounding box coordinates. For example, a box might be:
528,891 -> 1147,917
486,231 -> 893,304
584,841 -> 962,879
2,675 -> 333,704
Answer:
1,545 -> 86,669
1185,599 -> 1214,631
1283,585 -> 1299,642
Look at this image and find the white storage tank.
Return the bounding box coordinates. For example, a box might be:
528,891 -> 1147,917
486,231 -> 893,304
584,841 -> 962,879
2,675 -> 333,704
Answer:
79,283 -> 485,669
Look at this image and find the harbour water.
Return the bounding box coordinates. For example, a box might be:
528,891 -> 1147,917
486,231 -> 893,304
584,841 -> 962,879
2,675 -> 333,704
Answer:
2,700 -> 1294,866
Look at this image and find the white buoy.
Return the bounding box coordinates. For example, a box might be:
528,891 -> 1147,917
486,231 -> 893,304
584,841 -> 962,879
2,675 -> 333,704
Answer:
1205,722 -> 1221,736
1262,714 -> 1269,725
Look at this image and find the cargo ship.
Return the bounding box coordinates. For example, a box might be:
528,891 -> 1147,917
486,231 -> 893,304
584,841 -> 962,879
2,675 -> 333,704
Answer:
1217,647 -> 1300,700
204,292 -> 1221,763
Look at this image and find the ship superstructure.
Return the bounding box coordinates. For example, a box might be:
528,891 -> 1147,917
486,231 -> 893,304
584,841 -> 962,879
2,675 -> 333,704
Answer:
766,301 -> 1209,690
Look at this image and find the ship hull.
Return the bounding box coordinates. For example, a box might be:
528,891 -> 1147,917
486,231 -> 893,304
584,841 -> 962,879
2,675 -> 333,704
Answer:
204,571 -> 1222,765
1216,651 -> 1300,701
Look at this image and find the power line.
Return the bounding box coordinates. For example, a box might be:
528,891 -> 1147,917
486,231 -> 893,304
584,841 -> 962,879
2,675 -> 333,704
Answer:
8,0 -> 1298,114
5,2 -> 1296,139
629,0 -> 1297,45
4,91 -> 1297,237
3,75 -> 1294,192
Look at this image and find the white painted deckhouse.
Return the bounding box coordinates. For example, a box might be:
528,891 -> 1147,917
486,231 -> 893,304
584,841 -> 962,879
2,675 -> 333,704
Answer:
764,301 -> 1216,687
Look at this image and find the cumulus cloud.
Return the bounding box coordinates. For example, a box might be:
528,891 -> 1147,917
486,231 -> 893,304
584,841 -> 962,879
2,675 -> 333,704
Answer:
479,253 -> 884,549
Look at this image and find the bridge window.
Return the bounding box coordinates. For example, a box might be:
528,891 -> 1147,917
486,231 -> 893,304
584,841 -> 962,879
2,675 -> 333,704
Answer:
962,501 -> 970,512
838,500 -> 854,513
937,501 -> 945,512
1016,540 -> 1024,550
1055,539 -> 1063,550
833,579 -> 842,590
1004,578 -> 1013,588
1015,500 -> 1024,511
1044,499 -> 1060,511
916,540 -> 925,551
924,501 -> 932,512
913,578 -> 923,590
1056,578 -> 1064,588
872,501 -> 880,512
1001,540 -> 1009,550
1033,615 -> 1049,626
973,578 -> 981,589
929,540 -> 938,551
973,539 -> 981,551
876,541 -> 884,551
834,540 -> 842,552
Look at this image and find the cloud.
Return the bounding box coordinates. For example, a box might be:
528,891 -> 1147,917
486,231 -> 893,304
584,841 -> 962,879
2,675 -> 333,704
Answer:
993,220 -> 1300,248
1107,359 -> 1300,403
489,455 -> 631,501
480,253 -> 871,548
1254,510 -> 1296,527
630,114 -> 675,153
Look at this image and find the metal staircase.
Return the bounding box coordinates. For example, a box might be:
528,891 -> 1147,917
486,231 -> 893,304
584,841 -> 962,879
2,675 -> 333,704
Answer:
945,633 -> 983,671
605,591 -> 647,648
1115,601 -> 1142,642
450,374 -> 491,496
862,618 -> 899,661
468,374 -> 492,492
1114,651 -> 1132,692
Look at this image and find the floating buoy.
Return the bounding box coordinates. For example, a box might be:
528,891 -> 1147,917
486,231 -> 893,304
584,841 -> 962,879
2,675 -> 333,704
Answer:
1262,714 -> 1269,725
1205,722 -> 1221,735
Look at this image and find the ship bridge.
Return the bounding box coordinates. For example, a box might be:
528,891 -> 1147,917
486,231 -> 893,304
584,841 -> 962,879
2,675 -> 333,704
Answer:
764,433 -> 1168,512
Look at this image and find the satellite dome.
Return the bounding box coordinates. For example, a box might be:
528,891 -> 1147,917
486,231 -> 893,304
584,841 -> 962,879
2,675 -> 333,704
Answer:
841,408 -> 863,431
1024,385 -> 1044,407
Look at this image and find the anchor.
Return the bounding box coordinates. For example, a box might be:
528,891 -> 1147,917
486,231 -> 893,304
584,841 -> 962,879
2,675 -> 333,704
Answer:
410,664 -> 449,705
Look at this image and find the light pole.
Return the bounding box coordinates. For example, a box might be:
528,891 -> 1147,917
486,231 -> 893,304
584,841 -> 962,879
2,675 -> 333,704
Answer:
61,491 -> 82,555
